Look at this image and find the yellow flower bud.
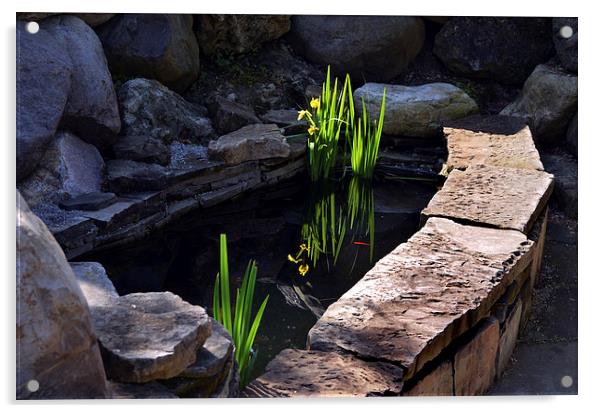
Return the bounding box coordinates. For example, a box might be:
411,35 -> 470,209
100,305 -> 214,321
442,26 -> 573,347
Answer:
310,97 -> 320,110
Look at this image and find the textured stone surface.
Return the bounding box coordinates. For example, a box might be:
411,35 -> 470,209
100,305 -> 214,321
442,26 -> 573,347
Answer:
71,262 -> 119,307
16,20 -> 72,181
434,17 -> 554,85
404,360 -> 453,396
73,13 -> 115,27
501,64 -> 577,145
18,132 -> 105,207
243,349 -> 405,397
208,124 -> 291,165
16,191 -> 109,399
209,96 -> 261,135
59,192 -> 117,211
553,18 -> 578,73
113,134 -> 170,166
109,381 -> 178,399
196,14 -> 290,55
496,299 -> 523,379
45,15 -> 121,148
443,115 -> 544,171
353,83 -> 478,137
541,151 -> 577,219
422,164 -> 554,233
91,292 -> 211,383
98,14 -> 199,92
118,78 -> 215,144
288,15 -> 424,82
107,159 -> 170,193
308,217 -> 533,380
453,317 -> 500,395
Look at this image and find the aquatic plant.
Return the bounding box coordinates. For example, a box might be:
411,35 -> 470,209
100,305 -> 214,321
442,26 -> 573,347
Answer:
212,234 -> 269,388
347,177 -> 375,261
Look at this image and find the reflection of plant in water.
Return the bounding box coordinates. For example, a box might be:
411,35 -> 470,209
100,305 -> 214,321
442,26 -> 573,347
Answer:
347,177 -> 375,262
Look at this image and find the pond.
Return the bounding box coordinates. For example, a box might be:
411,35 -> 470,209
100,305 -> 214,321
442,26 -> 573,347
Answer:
85,174 -> 438,381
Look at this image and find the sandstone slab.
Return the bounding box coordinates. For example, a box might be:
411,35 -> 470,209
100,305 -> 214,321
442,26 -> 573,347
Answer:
308,217 -> 533,380
243,349 -> 405,397
91,292 -> 211,383
353,83 -> 478,137
208,124 -> 291,165
422,164 -> 554,234
443,115 -> 544,171
496,299 -> 523,379
71,262 -> 119,307
453,317 -> 500,395
403,360 -> 453,396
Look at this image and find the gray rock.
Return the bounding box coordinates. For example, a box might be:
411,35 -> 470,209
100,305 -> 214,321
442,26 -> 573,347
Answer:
552,18 -> 578,73
113,134 -> 170,165
353,82 -> 479,137
210,96 -> 261,135
501,64 -> 577,145
109,381 -> 178,399
16,191 -> 110,399
90,292 -> 212,383
59,192 -> 117,211
73,13 -> 115,27
118,78 -> 215,144
45,16 -> 121,148
16,20 -> 72,181
208,124 -> 291,165
196,15 -> 290,55
71,262 -> 119,307
260,109 -> 306,135
107,159 -> 171,194
541,151 -> 578,219
288,15 -> 425,82
433,17 -> 554,85
566,114 -> 578,157
98,14 -> 199,93
18,132 -> 106,207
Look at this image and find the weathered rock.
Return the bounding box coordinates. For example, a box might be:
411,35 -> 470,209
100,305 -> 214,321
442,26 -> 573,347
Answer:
433,17 -> 554,85
113,134 -> 170,165
59,192 -> 117,211
90,291 -> 211,383
18,132 -> 106,207
553,18 -> 578,73
541,151 -> 577,219
210,97 -> 261,135
16,191 -> 109,399
422,164 -> 554,234
404,360 -> 453,396
16,20 -> 72,181
260,109 -> 306,135
98,14 -> 199,92
118,78 -> 215,144
308,217 -> 533,380
496,300 -> 523,379
443,115 -> 544,171
73,13 -> 115,27
45,15 -> 121,148
453,318 -> 500,395
195,15 -> 290,55
107,159 -> 170,194
243,349 -> 405,397
500,64 -> 577,145
208,124 -> 291,165
566,114 -> 578,157
71,262 -> 119,307
353,83 -> 478,137
288,15 -> 425,82
109,381 -> 178,399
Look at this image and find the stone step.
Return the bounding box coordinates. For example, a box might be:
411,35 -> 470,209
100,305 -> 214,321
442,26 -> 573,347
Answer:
243,349 -> 404,397
308,217 -> 534,381
422,164 -> 554,234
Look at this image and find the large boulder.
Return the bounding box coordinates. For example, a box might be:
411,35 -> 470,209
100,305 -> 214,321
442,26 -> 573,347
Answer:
16,20 -> 72,181
98,14 -> 200,93
353,82 -> 479,137
433,17 -> 554,85
118,78 -> 215,145
45,16 -> 121,149
16,191 -> 110,399
195,14 -> 290,55
18,132 -> 105,207
553,17 -> 578,73
501,64 -> 577,145
288,15 -> 425,82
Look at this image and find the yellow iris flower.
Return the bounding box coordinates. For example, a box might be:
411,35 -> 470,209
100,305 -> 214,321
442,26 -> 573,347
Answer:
308,125 -> 319,135
297,110 -> 309,121
287,254 -> 302,264
298,264 -> 309,276
310,97 -> 320,110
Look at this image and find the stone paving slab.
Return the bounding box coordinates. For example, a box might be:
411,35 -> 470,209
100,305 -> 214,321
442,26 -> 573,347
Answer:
243,349 -> 405,397
443,115 -> 544,171
308,217 -> 533,381
422,164 -> 554,234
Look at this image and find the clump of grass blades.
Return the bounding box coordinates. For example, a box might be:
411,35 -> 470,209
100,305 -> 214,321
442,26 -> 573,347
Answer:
299,66 -> 351,181
347,177 -> 375,262
212,234 -> 269,388
348,85 -> 387,178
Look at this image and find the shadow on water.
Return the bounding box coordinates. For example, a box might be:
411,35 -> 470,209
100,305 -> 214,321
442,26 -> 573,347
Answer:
85,175 -> 437,380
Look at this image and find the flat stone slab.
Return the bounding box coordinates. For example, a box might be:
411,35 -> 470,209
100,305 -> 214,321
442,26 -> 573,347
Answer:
109,381 -> 178,399
443,115 -> 544,171
71,261 -> 119,307
243,349 -> 405,397
308,217 -> 533,380
59,192 -> 117,211
422,164 -> 554,234
90,292 -> 212,383
179,320 -> 233,380
107,159 -> 171,193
